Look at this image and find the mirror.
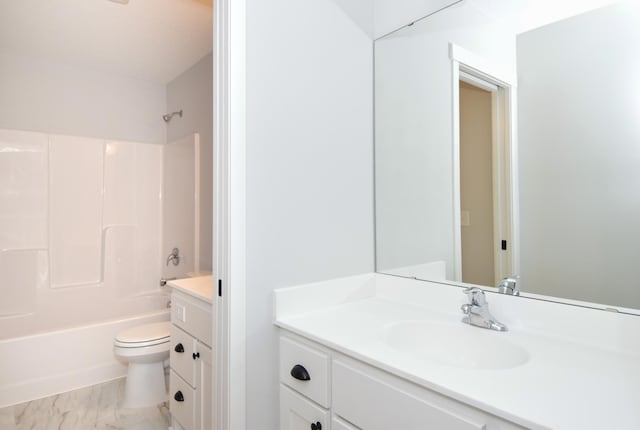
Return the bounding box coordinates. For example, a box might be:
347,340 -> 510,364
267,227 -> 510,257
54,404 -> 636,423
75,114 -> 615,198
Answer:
374,0 -> 640,313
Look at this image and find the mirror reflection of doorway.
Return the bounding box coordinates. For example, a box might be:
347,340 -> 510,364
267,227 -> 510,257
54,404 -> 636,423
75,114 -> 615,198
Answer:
458,72 -> 512,286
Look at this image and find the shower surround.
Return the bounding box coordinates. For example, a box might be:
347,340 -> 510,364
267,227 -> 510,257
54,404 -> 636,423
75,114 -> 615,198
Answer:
0,128 -> 197,407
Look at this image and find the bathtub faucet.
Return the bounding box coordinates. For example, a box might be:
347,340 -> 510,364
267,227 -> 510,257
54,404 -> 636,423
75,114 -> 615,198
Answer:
159,277 -> 176,287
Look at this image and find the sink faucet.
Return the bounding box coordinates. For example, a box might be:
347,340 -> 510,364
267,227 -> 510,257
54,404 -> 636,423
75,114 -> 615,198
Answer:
498,276 -> 519,296
461,287 -> 507,331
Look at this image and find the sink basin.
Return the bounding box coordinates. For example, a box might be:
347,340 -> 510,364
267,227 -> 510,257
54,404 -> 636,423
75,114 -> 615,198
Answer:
383,320 -> 530,370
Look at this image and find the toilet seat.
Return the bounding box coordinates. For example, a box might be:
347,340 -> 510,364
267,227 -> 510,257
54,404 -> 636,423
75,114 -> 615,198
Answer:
114,321 -> 170,348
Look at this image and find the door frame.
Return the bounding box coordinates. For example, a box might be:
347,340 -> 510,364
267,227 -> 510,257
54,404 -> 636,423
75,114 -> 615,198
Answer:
213,0 -> 247,429
450,43 -> 519,284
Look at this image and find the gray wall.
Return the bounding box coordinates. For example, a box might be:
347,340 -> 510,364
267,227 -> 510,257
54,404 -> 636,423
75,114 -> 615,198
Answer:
245,0 -> 374,427
166,53 -> 213,273
517,1 -> 640,308
0,53 -> 166,144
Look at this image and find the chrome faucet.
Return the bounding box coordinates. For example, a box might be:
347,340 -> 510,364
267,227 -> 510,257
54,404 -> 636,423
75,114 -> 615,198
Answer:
461,287 -> 507,331
498,276 -> 519,296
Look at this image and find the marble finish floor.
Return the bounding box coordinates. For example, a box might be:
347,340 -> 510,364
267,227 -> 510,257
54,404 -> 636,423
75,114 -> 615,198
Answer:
0,378 -> 170,430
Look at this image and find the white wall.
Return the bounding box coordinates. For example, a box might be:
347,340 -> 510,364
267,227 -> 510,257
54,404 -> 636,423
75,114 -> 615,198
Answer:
0,53 -> 167,144
245,0 -> 374,427
166,53 -> 213,273
517,1 -> 640,308
374,1 -> 515,279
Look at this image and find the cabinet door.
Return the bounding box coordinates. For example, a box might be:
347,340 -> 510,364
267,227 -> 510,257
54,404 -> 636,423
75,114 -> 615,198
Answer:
280,385 -> 329,430
333,360 -> 486,430
196,343 -> 213,430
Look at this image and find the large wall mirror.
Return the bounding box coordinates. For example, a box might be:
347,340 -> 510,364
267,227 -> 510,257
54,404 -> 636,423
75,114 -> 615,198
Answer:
374,0 -> 640,313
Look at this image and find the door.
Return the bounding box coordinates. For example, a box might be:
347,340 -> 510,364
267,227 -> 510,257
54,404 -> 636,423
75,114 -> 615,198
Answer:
196,343 -> 213,430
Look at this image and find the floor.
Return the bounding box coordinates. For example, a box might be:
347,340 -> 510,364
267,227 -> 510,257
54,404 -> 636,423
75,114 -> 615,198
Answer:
0,379 -> 170,430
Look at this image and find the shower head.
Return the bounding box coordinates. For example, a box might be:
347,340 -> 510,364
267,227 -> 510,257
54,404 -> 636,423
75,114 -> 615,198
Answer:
163,110 -> 183,123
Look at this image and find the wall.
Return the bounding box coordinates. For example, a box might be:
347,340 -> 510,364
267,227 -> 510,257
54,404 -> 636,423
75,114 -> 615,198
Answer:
245,0 -> 374,427
0,53 -> 166,144
166,53 -> 213,273
517,1 -> 640,308
162,134 -> 200,278
374,1 -> 515,279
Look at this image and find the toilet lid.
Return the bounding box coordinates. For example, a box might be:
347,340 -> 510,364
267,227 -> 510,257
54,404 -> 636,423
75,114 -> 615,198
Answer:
115,321 -> 170,347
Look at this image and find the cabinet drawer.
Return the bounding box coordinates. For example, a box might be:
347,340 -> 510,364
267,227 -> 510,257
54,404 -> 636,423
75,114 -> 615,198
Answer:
172,292 -> 212,347
170,370 -> 196,430
333,416 -> 361,430
333,360 -> 486,430
170,325 -> 197,387
280,384 -> 329,430
280,337 -> 330,408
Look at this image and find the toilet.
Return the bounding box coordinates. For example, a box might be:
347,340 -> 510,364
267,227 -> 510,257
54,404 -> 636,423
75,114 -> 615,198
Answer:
113,321 -> 171,408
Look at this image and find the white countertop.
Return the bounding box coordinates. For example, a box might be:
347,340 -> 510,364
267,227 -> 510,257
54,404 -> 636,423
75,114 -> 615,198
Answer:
168,275 -> 214,304
274,273 -> 640,430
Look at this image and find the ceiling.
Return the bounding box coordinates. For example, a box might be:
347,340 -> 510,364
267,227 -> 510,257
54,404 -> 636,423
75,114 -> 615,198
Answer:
470,0 -> 623,34
0,0 -> 213,84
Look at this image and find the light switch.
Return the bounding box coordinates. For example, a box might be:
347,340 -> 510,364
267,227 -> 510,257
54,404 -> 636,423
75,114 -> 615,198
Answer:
461,210 -> 471,227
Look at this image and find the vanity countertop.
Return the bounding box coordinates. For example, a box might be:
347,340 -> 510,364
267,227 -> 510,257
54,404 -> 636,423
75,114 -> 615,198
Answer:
168,275 -> 214,304
274,273 -> 640,430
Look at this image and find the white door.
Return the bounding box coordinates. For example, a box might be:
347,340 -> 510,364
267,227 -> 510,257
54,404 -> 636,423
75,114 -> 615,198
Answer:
197,343 -> 213,430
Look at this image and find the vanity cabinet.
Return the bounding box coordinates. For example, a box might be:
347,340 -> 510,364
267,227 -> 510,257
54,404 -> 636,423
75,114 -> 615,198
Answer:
279,333 -> 526,430
170,290 -> 213,430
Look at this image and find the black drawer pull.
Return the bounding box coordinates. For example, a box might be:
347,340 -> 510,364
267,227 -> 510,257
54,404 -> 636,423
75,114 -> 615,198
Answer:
174,391 -> 184,402
311,422 -> 322,430
174,343 -> 184,353
290,364 -> 310,381
193,352 -> 200,360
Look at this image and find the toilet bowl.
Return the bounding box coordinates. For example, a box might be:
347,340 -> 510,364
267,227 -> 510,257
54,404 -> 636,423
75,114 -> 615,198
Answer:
114,321 -> 171,408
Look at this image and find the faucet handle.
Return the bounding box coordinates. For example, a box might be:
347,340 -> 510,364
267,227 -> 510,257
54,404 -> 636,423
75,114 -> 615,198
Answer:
498,275 -> 520,296
463,287 -> 487,305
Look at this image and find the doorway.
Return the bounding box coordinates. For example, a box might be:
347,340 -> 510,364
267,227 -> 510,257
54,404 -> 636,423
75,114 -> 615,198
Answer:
459,80 -> 496,285
454,64 -> 514,287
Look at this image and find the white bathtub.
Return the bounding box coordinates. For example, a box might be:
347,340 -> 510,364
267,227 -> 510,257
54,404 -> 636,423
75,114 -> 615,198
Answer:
0,292 -> 170,408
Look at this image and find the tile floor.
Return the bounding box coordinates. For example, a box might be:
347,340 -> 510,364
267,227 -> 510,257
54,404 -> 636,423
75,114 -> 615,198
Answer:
0,378 -> 170,430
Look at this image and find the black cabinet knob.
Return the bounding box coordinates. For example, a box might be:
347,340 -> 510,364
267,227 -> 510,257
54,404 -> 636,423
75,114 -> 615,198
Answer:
310,422 -> 322,430
290,364 -> 310,381
174,391 -> 184,402
193,352 -> 200,360
174,343 -> 184,353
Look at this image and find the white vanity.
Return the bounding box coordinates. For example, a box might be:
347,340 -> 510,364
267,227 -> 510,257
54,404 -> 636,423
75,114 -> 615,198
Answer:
274,273 -> 640,430
168,276 -> 214,430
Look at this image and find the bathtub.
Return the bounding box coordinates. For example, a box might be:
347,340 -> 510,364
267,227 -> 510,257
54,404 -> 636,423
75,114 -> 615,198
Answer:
0,291 -> 170,408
